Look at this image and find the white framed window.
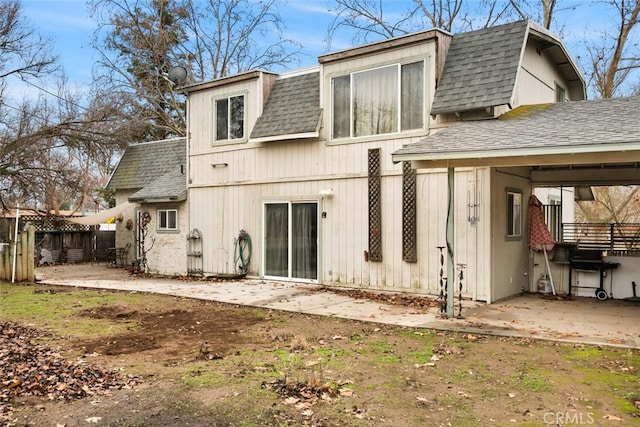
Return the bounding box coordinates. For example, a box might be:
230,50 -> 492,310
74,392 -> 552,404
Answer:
331,60 -> 424,139
157,209 -> 178,231
506,188 -> 522,239
214,94 -> 245,142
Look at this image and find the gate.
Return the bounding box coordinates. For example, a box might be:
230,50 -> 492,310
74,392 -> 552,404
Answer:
0,225 -> 35,282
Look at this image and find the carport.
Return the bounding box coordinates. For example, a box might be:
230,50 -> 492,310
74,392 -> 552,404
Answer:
392,96 -> 640,316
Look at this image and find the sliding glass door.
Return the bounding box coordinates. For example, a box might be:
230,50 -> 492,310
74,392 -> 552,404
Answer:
264,201 -> 318,281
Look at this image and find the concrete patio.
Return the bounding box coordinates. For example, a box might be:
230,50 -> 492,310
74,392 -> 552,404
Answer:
33,263 -> 640,349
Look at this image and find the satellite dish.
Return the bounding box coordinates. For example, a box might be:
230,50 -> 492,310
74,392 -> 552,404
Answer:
167,66 -> 188,85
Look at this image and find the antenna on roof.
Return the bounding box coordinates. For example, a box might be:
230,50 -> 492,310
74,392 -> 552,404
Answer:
167,66 -> 188,86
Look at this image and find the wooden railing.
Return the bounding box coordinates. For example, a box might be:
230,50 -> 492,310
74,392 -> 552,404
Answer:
543,204 -> 562,241
561,223 -> 640,255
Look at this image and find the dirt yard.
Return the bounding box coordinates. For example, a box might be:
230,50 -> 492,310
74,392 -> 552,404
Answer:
1,282 -> 639,426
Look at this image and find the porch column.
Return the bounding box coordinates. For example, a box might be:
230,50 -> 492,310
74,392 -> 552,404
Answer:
447,167 -> 455,317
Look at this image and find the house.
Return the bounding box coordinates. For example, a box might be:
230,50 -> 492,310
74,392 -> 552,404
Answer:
106,138 -> 188,275
182,19 -> 599,306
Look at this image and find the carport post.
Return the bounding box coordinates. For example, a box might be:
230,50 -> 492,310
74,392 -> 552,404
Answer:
447,167 -> 455,317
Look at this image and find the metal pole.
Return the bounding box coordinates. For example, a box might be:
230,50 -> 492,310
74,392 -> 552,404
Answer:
11,203 -> 20,283
446,168 -> 455,318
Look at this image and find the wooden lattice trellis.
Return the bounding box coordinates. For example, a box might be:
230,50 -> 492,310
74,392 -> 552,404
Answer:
20,215 -> 90,232
368,148 -> 382,262
402,161 -> 417,262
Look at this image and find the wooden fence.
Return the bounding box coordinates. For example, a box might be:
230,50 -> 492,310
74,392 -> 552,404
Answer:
0,225 -> 35,282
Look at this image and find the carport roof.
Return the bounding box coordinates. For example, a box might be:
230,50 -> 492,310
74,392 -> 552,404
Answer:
392,96 -> 640,168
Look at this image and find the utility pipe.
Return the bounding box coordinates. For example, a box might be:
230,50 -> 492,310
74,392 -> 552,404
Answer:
11,203 -> 19,283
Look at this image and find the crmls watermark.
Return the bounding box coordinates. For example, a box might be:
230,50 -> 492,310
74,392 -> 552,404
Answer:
544,412 -> 595,425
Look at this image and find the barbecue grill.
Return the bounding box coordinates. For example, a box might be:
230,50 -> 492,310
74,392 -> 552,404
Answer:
568,249 -> 620,300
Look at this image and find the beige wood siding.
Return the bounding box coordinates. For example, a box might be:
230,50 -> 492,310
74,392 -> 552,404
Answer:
188,128 -> 491,299
186,39 -> 494,300
514,41 -> 578,106
490,167 -> 532,302
189,75 -> 266,156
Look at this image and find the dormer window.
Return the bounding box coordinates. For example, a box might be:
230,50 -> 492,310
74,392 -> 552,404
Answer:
332,60 -> 424,139
215,94 -> 245,141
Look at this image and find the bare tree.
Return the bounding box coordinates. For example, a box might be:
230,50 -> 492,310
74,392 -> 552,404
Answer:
180,0 -> 301,81
585,0 -> 640,99
0,0 -> 127,213
326,0 -> 417,46
508,0 -> 557,28
0,0 -> 58,88
576,186 -> 640,223
1,80 -> 126,213
0,0 -> 58,210
325,0 -> 480,49
325,0 -> 564,49
90,0 -> 189,140
414,0 -> 465,31
574,1 -> 640,230
90,0 -> 302,140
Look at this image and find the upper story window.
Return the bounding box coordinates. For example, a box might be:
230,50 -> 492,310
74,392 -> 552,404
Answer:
215,94 -> 245,141
332,60 -> 424,139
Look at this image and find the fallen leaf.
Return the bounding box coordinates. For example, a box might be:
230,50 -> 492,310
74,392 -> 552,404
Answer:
283,396 -> 299,405
295,401 -> 312,410
603,414 -> 623,421
85,417 -> 102,423
339,388 -> 354,396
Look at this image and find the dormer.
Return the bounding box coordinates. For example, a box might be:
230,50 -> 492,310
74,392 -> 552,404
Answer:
318,28 -> 452,144
250,67 -> 323,143
430,20 -> 585,124
185,70 -> 277,153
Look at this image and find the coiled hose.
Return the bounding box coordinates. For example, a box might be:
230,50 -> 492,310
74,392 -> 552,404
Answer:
234,229 -> 251,275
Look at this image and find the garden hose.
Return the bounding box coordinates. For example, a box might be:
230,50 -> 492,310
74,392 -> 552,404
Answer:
234,229 -> 251,275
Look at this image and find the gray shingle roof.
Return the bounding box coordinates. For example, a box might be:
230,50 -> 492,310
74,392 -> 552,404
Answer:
393,96 -> 640,161
430,20 -> 529,115
107,138 -> 187,201
129,166 -> 186,202
250,72 -> 322,140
